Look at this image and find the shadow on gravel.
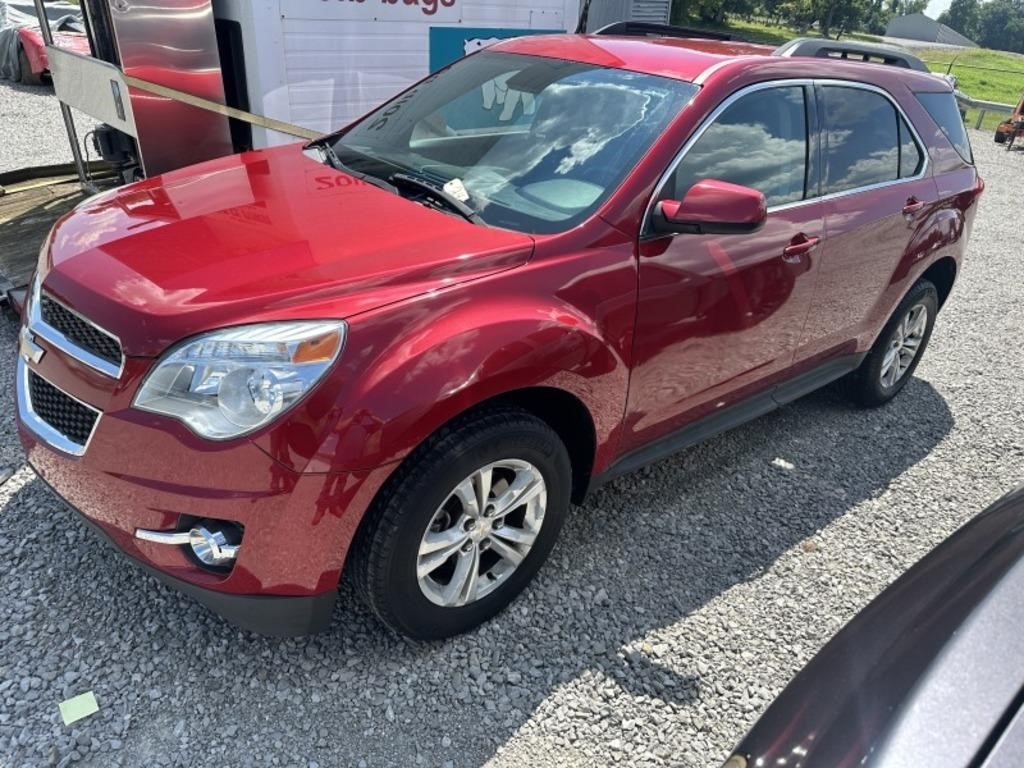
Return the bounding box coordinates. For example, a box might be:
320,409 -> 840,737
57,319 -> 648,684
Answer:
0,377 -> 953,767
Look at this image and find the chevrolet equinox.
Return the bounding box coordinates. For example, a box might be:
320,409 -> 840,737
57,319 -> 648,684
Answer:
15,33 -> 982,638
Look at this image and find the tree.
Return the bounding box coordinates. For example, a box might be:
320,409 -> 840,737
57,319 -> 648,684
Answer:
689,0 -> 756,25
862,0 -> 892,34
937,0 -> 980,39
769,0 -> 874,37
894,0 -> 929,13
975,0 -> 1024,52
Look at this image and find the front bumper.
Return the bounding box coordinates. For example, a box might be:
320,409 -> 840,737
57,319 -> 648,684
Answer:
51,481 -> 337,637
15,350 -> 393,636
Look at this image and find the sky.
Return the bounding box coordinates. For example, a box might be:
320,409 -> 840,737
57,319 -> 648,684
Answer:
925,0 -> 953,18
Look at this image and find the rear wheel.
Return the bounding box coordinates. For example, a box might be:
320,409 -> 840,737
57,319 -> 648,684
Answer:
995,130 -> 1008,144
841,279 -> 939,407
17,46 -> 44,86
349,406 -> 571,639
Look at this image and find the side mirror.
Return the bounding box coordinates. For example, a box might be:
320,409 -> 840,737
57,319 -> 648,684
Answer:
653,179 -> 767,236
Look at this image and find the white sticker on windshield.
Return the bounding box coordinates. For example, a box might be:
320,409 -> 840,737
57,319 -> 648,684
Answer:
443,177 -> 470,202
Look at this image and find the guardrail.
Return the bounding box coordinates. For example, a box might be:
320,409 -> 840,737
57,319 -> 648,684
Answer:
956,94 -> 1015,129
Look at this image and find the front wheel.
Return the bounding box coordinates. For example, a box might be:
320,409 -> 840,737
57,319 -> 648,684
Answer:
349,406 -> 571,639
841,279 -> 939,407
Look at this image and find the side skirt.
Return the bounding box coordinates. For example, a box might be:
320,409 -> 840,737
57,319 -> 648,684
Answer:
589,352 -> 867,492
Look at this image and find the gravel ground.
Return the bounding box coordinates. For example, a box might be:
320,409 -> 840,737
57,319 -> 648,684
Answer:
0,81 -> 98,174
0,130 -> 1020,768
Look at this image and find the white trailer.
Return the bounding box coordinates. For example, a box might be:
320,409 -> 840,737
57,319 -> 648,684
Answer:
214,0 -> 586,148
40,0 -> 670,177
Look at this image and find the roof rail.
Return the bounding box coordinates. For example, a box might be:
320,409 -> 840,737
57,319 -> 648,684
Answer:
592,21 -> 733,41
773,38 -> 929,72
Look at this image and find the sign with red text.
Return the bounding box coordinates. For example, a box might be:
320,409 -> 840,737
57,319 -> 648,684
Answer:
281,0 -> 462,22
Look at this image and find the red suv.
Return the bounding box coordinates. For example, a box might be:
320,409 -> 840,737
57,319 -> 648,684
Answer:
15,33 -> 981,639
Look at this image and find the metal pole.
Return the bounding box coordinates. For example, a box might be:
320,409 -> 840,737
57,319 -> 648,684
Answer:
31,0 -> 93,192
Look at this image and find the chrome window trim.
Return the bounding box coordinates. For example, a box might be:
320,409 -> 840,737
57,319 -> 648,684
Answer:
643,78 -> 930,230
16,356 -> 102,457
27,275 -> 124,379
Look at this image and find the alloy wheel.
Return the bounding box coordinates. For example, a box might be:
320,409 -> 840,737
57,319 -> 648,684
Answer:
417,459 -> 547,607
880,302 -> 929,388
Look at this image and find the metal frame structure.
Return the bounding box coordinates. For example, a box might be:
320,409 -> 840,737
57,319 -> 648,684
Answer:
30,0 -> 93,192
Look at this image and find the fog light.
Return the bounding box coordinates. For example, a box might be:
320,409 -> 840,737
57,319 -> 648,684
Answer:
188,524 -> 240,566
135,519 -> 242,568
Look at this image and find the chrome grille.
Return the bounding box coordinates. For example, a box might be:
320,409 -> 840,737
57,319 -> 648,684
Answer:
26,369 -> 99,448
39,295 -> 122,367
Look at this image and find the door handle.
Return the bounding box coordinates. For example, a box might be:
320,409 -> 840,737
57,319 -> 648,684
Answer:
902,197 -> 925,216
782,234 -> 820,262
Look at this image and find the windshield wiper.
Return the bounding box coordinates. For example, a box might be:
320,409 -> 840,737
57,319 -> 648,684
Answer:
306,137 -> 398,194
390,172 -> 486,225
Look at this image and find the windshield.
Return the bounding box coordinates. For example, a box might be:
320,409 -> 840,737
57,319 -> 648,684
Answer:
329,51 -> 698,234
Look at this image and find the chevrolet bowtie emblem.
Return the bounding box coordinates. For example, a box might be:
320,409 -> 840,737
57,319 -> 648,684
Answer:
18,326 -> 44,364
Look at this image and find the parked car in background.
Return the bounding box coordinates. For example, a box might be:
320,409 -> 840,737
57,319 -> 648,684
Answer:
722,486 -> 1024,768
15,31 -> 981,639
0,1 -> 89,86
14,25 -> 90,85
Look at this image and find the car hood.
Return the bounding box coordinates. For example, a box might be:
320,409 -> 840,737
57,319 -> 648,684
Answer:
40,144 -> 535,357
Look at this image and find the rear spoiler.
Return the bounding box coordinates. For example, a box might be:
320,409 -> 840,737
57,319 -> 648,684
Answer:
774,38 -> 929,72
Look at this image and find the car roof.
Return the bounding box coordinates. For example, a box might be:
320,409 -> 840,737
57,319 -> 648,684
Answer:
492,34 -> 776,83
492,34 -> 948,92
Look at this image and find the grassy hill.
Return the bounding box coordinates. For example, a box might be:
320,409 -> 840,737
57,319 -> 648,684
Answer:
918,48 -> 1024,131
676,19 -> 1024,133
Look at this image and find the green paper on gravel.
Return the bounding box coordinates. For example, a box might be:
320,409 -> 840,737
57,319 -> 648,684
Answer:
59,691 -> 98,726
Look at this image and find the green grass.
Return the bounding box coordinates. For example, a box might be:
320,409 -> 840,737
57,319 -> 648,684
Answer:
920,47 -> 1024,104
671,19 -> 1024,133
919,48 -> 1024,132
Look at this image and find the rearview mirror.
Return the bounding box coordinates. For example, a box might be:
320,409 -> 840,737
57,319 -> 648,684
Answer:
653,179 -> 767,236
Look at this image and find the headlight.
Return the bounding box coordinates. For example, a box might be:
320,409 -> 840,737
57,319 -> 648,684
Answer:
134,321 -> 347,439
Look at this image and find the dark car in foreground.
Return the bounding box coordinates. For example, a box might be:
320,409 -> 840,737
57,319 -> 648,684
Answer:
723,486 -> 1024,768
16,31 -> 982,638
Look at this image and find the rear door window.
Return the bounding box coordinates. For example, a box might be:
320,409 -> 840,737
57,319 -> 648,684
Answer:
820,86 -> 901,194
916,91 -> 973,163
665,85 -> 809,208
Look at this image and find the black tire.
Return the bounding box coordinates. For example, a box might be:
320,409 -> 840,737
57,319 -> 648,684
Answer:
348,406 -> 571,640
995,131 -> 1008,144
18,46 -> 45,87
841,279 -> 939,407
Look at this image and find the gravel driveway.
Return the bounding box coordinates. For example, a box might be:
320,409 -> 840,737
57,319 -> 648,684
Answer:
0,81 -> 97,174
0,131 -> 1020,768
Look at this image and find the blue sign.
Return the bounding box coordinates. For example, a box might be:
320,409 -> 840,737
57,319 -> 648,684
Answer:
428,26 -> 563,73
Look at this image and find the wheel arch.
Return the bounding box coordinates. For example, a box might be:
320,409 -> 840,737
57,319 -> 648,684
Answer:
357,385 -> 600,511
920,256 -> 957,308
483,386 -> 597,505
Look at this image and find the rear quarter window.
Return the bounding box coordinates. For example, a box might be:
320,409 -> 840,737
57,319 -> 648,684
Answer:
916,91 -> 973,163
